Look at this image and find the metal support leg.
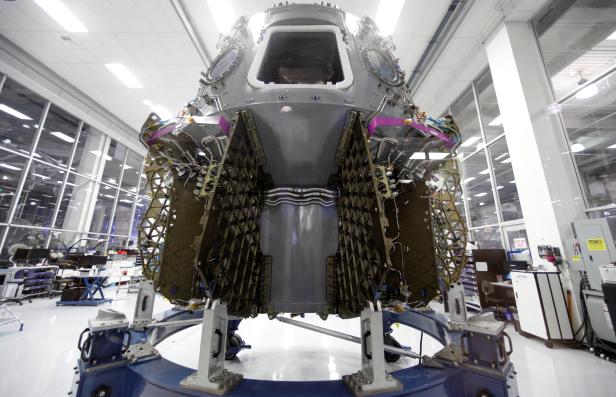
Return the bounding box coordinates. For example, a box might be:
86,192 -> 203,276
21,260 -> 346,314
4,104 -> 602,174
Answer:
447,281 -> 467,324
132,280 -> 155,331
343,301 -> 402,396
180,299 -> 242,395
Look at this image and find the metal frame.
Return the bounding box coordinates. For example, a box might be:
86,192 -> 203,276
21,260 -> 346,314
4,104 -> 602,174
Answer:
0,74 -> 148,255
69,297 -> 518,397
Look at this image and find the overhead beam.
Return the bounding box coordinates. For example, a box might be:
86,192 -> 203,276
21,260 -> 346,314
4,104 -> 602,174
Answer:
170,0 -> 212,67
406,0 -> 473,94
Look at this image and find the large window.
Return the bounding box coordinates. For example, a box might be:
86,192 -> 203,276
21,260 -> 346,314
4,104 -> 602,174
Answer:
533,0 -> 616,99
489,138 -> 522,221
461,151 -> 497,227
0,74 -> 147,256
450,69 -> 525,249
534,0 -> 616,214
12,161 -> 65,228
35,105 -> 79,168
0,153 -> 27,222
451,89 -> 483,160
0,79 -> 47,154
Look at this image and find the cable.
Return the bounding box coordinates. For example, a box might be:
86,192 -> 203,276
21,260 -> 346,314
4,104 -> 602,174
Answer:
419,331 -> 424,364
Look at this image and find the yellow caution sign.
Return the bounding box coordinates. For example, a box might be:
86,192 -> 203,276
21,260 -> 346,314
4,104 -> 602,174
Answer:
587,238 -> 607,251
572,255 -> 581,262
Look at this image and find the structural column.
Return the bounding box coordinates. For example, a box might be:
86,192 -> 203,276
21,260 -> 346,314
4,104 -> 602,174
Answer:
485,22 -> 587,329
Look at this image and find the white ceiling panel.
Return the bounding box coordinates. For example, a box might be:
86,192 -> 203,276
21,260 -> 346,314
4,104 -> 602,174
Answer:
0,0 -> 203,134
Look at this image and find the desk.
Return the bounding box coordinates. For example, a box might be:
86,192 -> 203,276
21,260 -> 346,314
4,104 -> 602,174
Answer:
490,281 -> 513,289
56,275 -> 112,306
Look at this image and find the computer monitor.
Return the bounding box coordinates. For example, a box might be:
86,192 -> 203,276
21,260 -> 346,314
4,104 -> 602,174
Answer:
472,249 -> 510,275
508,260 -> 529,271
12,248 -> 50,262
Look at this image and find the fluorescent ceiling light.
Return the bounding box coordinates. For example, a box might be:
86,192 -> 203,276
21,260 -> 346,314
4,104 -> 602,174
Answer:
488,115 -> 503,126
461,136 -> 481,148
119,199 -> 133,204
33,173 -> 50,180
122,164 -> 133,170
497,186 -> 504,190
345,13 -> 361,35
410,152 -> 426,160
66,181 -> 77,186
22,124 -> 30,129
479,168 -> 490,175
248,12 -> 265,42
494,153 -> 508,161
608,144 -> 616,149
571,143 -> 585,153
34,0 -> 87,33
474,192 -> 488,197
375,0 -> 404,36
207,0 -> 237,34
509,180 -> 516,184
50,131 -> 75,143
90,150 -> 112,161
103,194 -> 115,199
464,177 -> 476,183
108,178 -> 116,184
479,202 -> 485,206
0,163 -> 22,171
501,158 -> 511,164
0,104 -> 32,120
607,31 -> 616,40
105,63 -> 143,88
575,84 -> 598,100
428,152 -> 449,160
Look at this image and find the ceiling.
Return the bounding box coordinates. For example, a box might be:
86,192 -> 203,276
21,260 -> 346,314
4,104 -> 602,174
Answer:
412,0 -> 554,117
0,0 -> 551,139
0,0 -> 457,136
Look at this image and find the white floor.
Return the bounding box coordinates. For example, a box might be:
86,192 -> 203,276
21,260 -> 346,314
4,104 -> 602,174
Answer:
0,289 -> 615,397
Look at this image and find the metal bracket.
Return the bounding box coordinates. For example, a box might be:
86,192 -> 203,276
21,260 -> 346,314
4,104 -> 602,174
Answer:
343,301 -> 402,396
434,343 -> 464,364
180,299 -> 242,395
447,281 -> 467,324
124,342 -> 159,362
132,280 -> 155,331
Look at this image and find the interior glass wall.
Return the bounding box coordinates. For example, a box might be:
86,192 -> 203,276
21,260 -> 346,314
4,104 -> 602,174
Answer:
0,74 -> 148,257
449,69 -> 525,251
534,0 -> 616,215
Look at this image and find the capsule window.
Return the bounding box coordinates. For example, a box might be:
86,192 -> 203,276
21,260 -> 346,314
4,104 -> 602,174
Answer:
257,31 -> 344,85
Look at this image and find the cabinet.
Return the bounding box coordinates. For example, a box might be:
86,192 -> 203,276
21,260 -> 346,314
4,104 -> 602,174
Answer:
511,271 -> 573,346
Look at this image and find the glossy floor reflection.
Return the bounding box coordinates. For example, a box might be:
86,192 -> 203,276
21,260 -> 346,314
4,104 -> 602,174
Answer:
0,290 -> 615,397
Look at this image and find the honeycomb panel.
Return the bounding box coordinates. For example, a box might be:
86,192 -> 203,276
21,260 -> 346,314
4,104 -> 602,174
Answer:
329,111 -> 392,318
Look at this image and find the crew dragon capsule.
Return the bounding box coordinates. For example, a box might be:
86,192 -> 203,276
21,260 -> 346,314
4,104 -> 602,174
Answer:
138,3 -> 467,320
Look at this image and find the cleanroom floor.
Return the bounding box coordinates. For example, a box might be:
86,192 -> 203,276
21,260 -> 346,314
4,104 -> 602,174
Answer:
1,289 -> 615,397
